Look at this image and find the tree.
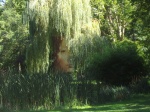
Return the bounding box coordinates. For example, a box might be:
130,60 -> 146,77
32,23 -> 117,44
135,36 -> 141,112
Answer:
91,0 -> 134,41
0,0 -> 28,109
25,0 -> 93,74
129,0 -> 150,70
0,0 -> 28,73
2,0 -> 26,14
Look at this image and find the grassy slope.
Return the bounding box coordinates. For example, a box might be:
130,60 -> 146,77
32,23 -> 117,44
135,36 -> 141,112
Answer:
19,94 -> 150,112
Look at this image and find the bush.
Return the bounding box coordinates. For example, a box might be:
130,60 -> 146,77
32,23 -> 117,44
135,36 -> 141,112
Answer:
86,39 -> 147,86
97,86 -> 130,103
130,77 -> 150,94
0,107 -> 10,112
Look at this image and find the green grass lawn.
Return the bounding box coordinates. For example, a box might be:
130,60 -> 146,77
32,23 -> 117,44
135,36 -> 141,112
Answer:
17,94 -> 150,112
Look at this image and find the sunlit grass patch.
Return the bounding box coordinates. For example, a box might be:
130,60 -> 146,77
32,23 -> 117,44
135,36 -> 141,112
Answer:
14,94 -> 150,112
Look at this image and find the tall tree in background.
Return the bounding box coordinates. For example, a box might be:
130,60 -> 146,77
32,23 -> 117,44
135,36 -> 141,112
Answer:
0,0 -> 28,72
91,0 -> 134,41
130,0 -> 150,69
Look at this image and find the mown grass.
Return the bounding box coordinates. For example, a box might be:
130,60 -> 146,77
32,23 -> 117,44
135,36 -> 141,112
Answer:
14,94 -> 150,112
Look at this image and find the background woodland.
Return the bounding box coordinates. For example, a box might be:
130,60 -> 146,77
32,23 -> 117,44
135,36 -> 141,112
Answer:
0,0 -> 150,111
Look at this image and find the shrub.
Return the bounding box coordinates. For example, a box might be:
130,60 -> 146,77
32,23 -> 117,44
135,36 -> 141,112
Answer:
0,107 -> 10,112
97,85 -> 130,103
113,86 -> 130,101
86,39 -> 147,86
130,77 -> 150,94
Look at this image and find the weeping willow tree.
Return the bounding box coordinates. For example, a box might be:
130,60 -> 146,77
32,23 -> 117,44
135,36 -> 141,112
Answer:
25,0 -> 49,74
25,0 -> 95,74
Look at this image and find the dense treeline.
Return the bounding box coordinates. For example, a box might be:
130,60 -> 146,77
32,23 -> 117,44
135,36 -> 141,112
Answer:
0,0 -> 150,111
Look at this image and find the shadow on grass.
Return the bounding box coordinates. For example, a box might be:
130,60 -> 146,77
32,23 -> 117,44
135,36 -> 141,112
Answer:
19,94 -> 150,112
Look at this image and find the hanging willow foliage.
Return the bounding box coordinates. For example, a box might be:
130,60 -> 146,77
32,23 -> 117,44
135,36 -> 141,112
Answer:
26,0 -> 50,74
26,0 -> 95,74
49,0 -> 92,40
69,19 -> 101,72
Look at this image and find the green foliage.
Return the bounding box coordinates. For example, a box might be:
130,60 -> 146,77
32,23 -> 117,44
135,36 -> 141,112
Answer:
0,69 -> 76,110
74,82 -> 130,105
0,107 -> 10,112
25,0 -> 93,74
0,0 -> 150,111
0,6 -> 28,72
86,39 -> 147,86
3,0 -> 26,14
0,5 -> 4,15
91,0 -> 135,41
131,77 -> 150,94
98,86 -> 130,103
128,0 -> 150,70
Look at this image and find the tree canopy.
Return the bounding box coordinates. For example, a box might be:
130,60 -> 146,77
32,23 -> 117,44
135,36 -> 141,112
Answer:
25,0 -> 94,74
